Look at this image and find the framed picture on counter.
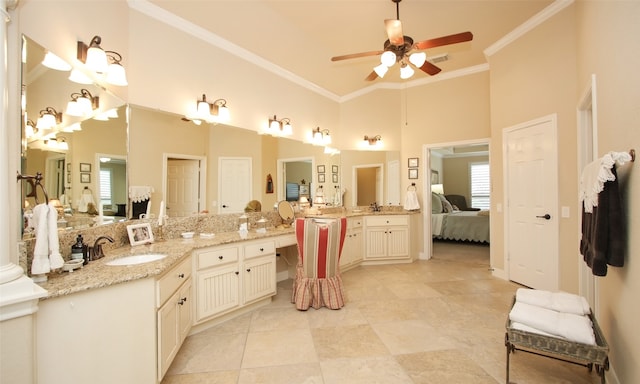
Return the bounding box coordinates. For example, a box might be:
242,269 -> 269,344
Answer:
127,223 -> 154,246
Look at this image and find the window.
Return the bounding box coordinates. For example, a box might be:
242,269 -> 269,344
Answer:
470,162 -> 490,210
99,169 -> 113,208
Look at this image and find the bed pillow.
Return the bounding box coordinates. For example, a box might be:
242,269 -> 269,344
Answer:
431,192 -> 443,213
439,195 -> 454,213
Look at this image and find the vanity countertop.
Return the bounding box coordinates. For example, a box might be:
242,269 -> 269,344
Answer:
37,210 -> 420,300
38,227 -> 296,300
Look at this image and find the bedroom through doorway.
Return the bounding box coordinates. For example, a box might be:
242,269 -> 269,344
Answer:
425,139 -> 491,263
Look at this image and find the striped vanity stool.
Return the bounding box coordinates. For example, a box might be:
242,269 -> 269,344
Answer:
292,217 -> 347,310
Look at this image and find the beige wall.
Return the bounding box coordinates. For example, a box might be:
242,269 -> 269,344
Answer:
442,155 -> 489,202
576,2 -> 640,383
487,6 -> 578,284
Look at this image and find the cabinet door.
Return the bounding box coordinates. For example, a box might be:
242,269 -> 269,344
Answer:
341,229 -> 363,268
243,255 -> 276,304
177,279 -> 192,344
196,264 -> 240,321
365,227 -> 388,259
158,289 -> 180,379
387,226 -> 409,259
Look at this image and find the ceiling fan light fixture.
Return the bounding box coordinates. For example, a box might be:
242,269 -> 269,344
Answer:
409,52 -> 426,67
400,63 -> 414,79
373,63 -> 389,78
380,51 -> 396,67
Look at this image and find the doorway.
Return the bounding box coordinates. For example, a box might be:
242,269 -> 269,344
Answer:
352,163 -> 383,207
423,139 -> 490,261
163,154 -> 206,217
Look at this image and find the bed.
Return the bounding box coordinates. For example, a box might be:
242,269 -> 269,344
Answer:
431,192 -> 490,243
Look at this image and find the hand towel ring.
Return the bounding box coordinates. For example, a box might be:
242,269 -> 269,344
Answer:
17,171 -> 49,204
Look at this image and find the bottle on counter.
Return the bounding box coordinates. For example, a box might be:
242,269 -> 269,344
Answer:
71,234 -> 85,261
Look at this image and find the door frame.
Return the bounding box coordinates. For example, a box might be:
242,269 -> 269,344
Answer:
162,153 -> 206,214
577,74 -> 599,313
422,138 -> 490,260
503,113 -> 559,289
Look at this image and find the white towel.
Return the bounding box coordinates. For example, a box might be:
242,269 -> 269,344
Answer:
129,185 -> 154,203
77,192 -> 96,213
579,151 -> 632,213
516,288 -> 591,315
404,190 -> 420,210
31,203 -> 64,275
509,301 -> 596,345
511,321 -> 557,338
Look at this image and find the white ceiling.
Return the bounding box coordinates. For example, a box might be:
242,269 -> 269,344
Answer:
146,0 -> 554,97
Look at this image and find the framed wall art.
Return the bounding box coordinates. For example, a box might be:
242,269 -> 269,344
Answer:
408,168 -> 419,180
332,165 -> 338,174
318,173 -> 325,183
332,173 -> 338,183
317,165 -> 325,174
80,162 -> 91,172
430,169 -> 439,184
408,158 -> 419,168
80,173 -> 91,183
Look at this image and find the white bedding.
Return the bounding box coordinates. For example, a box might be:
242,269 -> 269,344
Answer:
432,211 -> 490,243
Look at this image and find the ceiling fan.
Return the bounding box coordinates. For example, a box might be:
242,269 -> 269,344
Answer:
331,0 -> 473,81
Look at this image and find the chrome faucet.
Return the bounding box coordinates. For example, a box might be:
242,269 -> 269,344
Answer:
89,235 -> 114,260
370,202 -> 381,212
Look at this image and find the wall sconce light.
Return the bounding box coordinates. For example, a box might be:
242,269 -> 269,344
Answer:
43,137 -> 69,151
184,94 -> 230,125
77,35 -> 128,86
364,135 -> 383,146
310,127 -> 331,146
65,89 -> 99,117
35,107 -> 62,130
25,119 -> 38,138
266,115 -> 293,136
41,51 -> 71,71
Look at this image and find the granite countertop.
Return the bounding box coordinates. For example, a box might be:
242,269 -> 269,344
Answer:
37,209 -> 420,300
38,227 -> 295,300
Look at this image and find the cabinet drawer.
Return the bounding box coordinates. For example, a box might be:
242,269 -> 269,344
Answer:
157,256 -> 192,307
244,241 -> 276,259
275,234 -> 296,248
366,215 -> 408,227
348,218 -> 363,229
197,246 -> 239,269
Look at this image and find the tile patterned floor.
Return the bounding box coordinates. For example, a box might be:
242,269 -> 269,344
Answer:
162,241 -> 603,384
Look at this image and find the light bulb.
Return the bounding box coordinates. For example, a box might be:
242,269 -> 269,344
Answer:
380,51 -> 396,67
409,52 -> 427,67
85,46 -> 108,73
400,64 -> 415,79
105,63 -> 128,86
373,63 -> 389,78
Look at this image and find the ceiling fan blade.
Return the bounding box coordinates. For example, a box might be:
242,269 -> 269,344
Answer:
419,61 -> 442,76
414,31 -> 473,50
331,50 -> 384,62
365,71 -> 379,81
385,19 -> 404,46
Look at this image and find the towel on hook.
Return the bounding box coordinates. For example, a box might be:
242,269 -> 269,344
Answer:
129,186 -> 154,203
31,202 -> 64,275
579,151 -> 632,213
404,189 -> 420,210
77,188 -> 96,213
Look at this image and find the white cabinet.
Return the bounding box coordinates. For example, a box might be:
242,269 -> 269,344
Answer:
341,217 -> 364,270
157,256 -> 193,380
194,239 -> 276,324
364,215 -> 410,262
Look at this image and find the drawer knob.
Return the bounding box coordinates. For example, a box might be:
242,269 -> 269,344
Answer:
178,297 -> 187,305
259,247 -> 264,252
246,268 -> 251,272
178,273 -> 185,278
218,255 -> 224,260
235,271 -> 239,275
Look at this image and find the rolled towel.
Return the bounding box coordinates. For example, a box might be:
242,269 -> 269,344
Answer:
31,203 -> 51,274
509,302 -> 596,345
516,288 -> 591,315
510,322 -> 557,338
47,203 -> 64,269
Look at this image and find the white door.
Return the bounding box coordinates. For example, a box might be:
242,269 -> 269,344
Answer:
166,159 -> 200,216
219,157 -> 252,214
505,114 -> 559,291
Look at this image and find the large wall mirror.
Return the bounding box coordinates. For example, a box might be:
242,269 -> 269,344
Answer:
21,35 -> 127,233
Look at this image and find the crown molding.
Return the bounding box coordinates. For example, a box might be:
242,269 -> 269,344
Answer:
484,0 -> 574,57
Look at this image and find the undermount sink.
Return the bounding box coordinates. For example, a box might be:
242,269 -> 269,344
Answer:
105,254 -> 167,266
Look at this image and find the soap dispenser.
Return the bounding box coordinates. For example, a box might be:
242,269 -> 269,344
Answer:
71,235 -> 85,261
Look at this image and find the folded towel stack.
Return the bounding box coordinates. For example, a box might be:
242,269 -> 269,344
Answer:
509,288 -> 596,345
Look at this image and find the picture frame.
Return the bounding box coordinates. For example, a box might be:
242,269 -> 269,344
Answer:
408,157 -> 419,168
80,162 -> 91,172
127,223 -> 154,246
332,173 -> 338,183
318,173 -> 325,183
430,169 -> 439,184
408,168 -> 419,180
332,165 -> 338,174
317,165 -> 325,174
80,173 -> 91,183
299,184 -> 309,196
